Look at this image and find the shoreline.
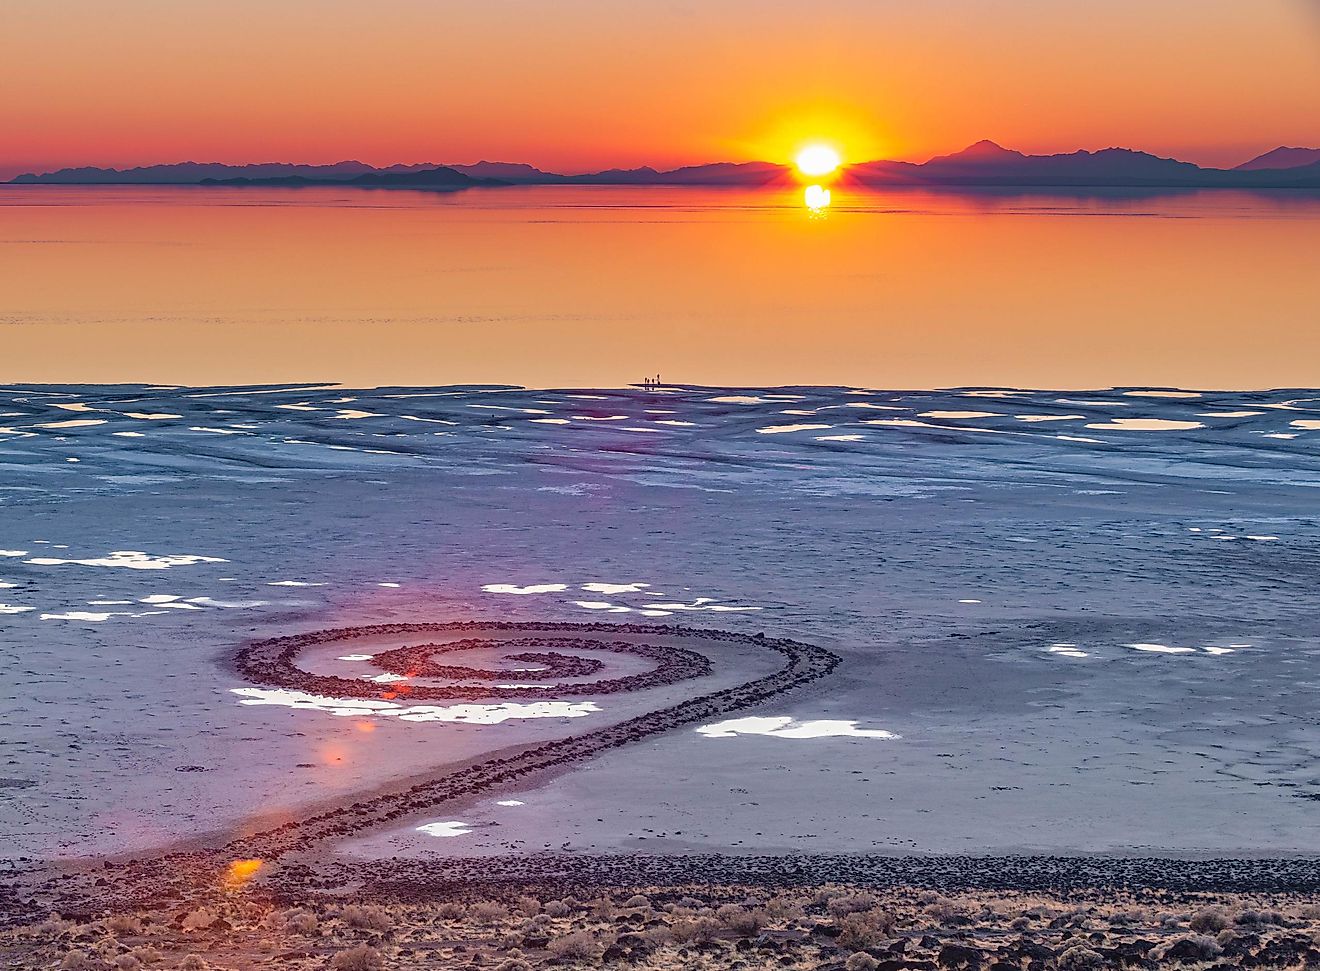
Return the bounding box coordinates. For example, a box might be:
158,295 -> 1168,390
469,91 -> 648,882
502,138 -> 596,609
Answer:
8,866 -> 1320,970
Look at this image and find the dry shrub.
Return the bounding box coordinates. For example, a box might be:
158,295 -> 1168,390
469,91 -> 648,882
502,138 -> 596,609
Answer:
59,954 -> 91,970
278,908 -> 319,935
514,896 -> 541,917
495,961 -> 532,971
845,954 -> 879,971
129,945 -> 162,963
469,902 -> 509,924
591,897 -> 617,919
340,905 -> 391,932
1065,908 -> 1094,930
547,930 -> 605,960
1299,904 -> 1320,921
764,897 -> 804,922
643,925 -> 673,946
180,908 -> 218,932
828,893 -> 879,917
435,902 -> 465,920
813,886 -> 840,906
1158,934 -> 1222,962
113,956 -> 142,971
542,900 -> 571,918
837,910 -> 896,950
923,898 -> 967,923
1057,944 -> 1106,969
1235,908 -> 1284,927
667,917 -> 719,945
106,914 -> 143,936
1190,906 -> 1231,933
330,944 -> 383,971
623,894 -> 650,910
38,916 -> 75,937
716,904 -> 766,936
179,957 -> 206,971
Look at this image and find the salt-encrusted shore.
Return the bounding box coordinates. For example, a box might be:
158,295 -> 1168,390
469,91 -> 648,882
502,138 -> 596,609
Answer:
8,869 -> 1320,970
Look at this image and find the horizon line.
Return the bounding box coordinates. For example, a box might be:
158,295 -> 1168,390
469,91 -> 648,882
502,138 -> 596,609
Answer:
8,138 -> 1320,181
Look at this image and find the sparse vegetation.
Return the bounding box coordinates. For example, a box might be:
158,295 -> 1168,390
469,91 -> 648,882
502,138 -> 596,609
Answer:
837,908 -> 896,949
1158,933 -> 1223,962
7,885 -> 1320,970
339,905 -> 391,932
1057,944 -> 1106,969
764,896 -> 805,921
667,916 -> 720,944
1190,905 -> 1232,933
828,891 -> 879,916
277,908 -> 319,935
106,915 -> 143,936
329,943 -> 383,970
180,908 -> 218,932
547,929 -> 605,960
1235,907 -> 1285,926
469,901 -> 509,924
715,903 -> 766,935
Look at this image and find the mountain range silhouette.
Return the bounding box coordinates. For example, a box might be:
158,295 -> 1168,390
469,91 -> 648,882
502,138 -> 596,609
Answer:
10,141 -> 1320,189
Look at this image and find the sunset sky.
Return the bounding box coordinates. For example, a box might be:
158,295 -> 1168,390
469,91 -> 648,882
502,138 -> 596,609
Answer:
3,0 -> 1319,180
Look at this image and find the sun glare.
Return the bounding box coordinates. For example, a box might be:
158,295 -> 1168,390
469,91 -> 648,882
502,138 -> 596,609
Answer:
795,144 -> 841,178
804,184 -> 831,213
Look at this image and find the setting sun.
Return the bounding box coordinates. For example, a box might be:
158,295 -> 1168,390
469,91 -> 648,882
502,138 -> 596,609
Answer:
795,144 -> 841,178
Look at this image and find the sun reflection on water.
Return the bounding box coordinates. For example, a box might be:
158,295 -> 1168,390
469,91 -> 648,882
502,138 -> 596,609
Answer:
804,184 -> 831,216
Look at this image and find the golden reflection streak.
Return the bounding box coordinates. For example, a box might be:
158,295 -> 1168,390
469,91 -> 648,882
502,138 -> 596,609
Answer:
222,858 -> 263,891
804,184 -> 831,216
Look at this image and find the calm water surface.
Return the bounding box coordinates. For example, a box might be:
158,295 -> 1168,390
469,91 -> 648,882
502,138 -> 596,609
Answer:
1,184 -> 1317,388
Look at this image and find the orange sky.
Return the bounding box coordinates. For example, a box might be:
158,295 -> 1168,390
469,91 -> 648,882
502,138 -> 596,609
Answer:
3,0 -> 1319,179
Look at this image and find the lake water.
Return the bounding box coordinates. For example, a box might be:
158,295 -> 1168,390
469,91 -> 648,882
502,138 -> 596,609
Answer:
5,184 -> 1320,863
2,183 -> 1318,389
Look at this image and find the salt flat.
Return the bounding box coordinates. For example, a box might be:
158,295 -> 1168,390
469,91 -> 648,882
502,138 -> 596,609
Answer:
2,383 -> 1319,866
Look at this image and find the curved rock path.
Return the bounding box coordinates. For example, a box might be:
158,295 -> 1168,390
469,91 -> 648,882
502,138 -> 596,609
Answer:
6,621 -> 841,922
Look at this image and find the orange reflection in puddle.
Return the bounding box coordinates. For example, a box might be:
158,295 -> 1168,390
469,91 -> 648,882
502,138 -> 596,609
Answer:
223,858 -> 263,891
320,743 -> 348,765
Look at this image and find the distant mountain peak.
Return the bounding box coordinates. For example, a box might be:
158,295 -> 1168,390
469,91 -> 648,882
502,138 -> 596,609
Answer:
925,140 -> 1026,165
964,139 -> 1011,153
1236,146 -> 1320,171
